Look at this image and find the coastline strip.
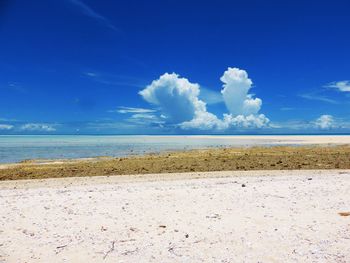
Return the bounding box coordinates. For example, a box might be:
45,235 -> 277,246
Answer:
1,145 -> 350,180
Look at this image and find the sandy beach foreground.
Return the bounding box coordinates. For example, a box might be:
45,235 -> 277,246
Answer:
1,170 -> 350,262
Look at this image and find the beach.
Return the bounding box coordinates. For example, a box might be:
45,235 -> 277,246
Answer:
1,136 -> 350,262
1,170 -> 350,262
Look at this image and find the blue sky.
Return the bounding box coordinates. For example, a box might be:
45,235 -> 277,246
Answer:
0,0 -> 349,134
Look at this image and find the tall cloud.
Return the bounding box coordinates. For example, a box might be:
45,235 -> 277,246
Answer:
139,73 -> 207,124
138,68 -> 269,131
221,67 -> 262,115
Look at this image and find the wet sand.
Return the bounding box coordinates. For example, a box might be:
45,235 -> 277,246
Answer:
1,170 -> 350,262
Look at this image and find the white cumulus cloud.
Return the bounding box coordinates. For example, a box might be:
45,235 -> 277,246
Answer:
180,113 -> 269,130
221,67 -> 262,116
21,123 -> 56,132
222,114 -> 270,129
179,111 -> 223,130
325,81 -> 350,92
138,68 -> 269,131
314,115 -> 336,129
139,73 -> 207,124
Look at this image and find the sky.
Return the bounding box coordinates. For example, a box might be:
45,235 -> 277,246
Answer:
0,0 -> 350,134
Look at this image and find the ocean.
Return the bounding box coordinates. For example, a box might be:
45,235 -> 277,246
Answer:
0,135 -> 285,163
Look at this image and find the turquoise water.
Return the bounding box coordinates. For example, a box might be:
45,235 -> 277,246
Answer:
0,135 -> 282,163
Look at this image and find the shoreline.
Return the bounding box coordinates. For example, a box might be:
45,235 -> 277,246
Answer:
1,144 -> 350,180
1,135 -> 350,165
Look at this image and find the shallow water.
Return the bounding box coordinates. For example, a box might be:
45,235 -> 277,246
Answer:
0,135 -> 283,163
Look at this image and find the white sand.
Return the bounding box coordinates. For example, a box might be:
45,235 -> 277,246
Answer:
1,170 -> 350,262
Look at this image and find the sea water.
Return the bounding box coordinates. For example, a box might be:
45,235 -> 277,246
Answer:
0,135 -> 282,163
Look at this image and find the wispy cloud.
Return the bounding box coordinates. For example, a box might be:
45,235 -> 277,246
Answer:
110,106 -> 156,114
20,123 -> 57,132
83,71 -> 144,88
199,87 -> 223,105
324,81 -> 350,92
84,72 -> 98,77
0,124 -> 13,130
0,117 -> 18,122
271,114 -> 350,131
0,82 -> 26,93
280,107 -> 295,111
126,113 -> 165,126
299,93 -> 339,104
67,0 -> 118,32
84,120 -> 165,133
